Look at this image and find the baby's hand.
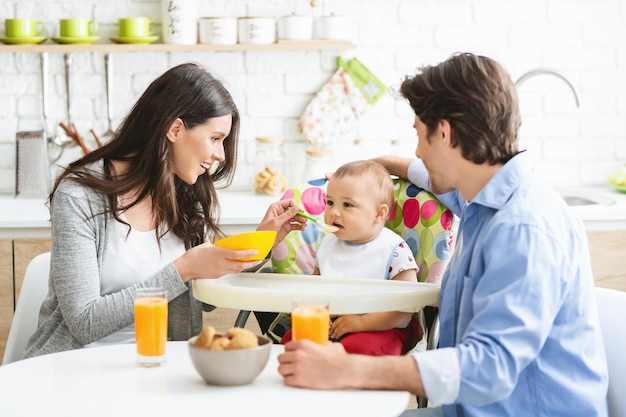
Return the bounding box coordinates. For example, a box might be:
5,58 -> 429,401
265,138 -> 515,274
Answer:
329,314 -> 363,340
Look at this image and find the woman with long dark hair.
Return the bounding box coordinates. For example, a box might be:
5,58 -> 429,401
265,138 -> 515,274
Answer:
25,63 -> 305,358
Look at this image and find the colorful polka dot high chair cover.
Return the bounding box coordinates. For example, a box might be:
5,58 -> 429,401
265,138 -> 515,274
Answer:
266,177 -> 455,343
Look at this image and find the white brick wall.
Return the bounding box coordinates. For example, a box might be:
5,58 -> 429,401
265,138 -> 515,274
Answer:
0,0 -> 625,194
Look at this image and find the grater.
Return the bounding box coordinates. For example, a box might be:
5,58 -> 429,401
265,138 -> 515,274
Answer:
15,130 -> 52,197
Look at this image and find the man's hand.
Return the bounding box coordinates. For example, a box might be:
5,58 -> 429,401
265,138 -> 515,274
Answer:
277,340 -> 352,390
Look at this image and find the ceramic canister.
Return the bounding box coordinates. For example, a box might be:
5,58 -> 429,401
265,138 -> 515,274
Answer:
198,17 -> 237,45
277,14 -> 313,41
315,15 -> 352,41
161,0 -> 198,45
238,17 -> 276,45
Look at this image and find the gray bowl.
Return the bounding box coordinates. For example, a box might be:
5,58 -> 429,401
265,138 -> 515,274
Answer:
188,335 -> 272,386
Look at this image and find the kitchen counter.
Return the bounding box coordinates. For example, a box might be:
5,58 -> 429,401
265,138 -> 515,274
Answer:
558,187 -> 626,231
1,186 -> 626,238
0,198 -> 50,239
0,190 -> 279,239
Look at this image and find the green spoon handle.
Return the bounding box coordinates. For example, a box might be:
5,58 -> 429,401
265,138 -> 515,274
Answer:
297,211 -> 318,222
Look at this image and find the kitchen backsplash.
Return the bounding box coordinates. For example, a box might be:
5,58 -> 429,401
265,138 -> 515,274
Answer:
0,0 -> 625,194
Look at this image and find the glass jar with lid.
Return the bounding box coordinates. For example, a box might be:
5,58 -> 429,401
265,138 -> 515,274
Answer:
302,147 -> 335,182
253,135 -> 288,195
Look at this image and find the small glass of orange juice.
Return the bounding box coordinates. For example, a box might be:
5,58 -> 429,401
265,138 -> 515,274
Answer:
133,288 -> 168,367
291,301 -> 330,345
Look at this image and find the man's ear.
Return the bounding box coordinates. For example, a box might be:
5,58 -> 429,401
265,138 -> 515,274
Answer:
440,119 -> 453,147
166,118 -> 185,143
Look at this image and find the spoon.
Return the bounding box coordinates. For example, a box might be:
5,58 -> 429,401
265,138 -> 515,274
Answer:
297,211 -> 339,232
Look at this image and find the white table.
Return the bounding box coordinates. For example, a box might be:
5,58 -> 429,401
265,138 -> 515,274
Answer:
0,342 -> 410,417
193,272 -> 441,314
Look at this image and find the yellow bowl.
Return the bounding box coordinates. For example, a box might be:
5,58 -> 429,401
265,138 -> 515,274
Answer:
213,230 -> 277,261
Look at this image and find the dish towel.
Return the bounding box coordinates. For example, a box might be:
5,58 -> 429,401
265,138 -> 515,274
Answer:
298,57 -> 387,149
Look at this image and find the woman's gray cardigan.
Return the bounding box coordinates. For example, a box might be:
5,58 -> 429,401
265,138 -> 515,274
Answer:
24,166 -> 203,358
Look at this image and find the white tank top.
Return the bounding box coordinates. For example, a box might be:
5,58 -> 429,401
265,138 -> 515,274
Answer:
100,213 -> 185,294
87,213 -> 185,347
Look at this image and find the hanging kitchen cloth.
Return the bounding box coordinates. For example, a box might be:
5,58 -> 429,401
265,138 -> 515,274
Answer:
339,57 -> 387,105
298,57 -> 387,148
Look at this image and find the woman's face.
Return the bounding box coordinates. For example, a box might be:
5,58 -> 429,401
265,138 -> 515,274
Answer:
168,115 -> 232,185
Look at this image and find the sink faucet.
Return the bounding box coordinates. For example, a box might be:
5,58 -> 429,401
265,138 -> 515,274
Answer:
515,68 -> 582,107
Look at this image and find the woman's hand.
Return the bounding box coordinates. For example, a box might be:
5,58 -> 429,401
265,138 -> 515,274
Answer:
257,198 -> 307,244
173,243 -> 262,282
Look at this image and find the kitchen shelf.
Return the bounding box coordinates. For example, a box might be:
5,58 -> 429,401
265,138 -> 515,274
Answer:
0,40 -> 355,53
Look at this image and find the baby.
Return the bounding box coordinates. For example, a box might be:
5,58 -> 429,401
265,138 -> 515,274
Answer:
282,160 -> 420,355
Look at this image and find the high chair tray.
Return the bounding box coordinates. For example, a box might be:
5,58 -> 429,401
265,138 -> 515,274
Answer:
193,273 -> 440,314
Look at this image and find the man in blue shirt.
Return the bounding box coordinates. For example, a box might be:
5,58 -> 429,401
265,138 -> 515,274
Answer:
277,52 -> 608,416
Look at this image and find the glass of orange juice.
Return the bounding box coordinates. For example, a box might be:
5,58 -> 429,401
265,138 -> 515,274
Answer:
133,288 -> 168,367
291,301 -> 330,345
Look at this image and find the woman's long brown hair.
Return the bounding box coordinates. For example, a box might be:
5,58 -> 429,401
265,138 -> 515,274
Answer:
51,63 -> 240,248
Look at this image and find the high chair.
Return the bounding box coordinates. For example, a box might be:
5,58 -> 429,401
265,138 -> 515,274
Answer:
239,178 -> 455,352
229,178 -> 454,409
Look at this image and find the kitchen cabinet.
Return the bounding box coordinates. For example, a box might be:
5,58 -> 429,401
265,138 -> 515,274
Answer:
0,240 -> 12,365
12,239 -> 52,303
587,231 -> 626,292
0,40 -> 355,53
0,238 -> 51,364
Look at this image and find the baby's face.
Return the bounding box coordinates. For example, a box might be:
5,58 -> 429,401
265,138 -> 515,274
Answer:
324,175 -> 386,244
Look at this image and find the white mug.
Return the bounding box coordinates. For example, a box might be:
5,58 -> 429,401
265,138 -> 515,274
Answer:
198,17 -> 237,45
278,15 -> 313,41
238,17 -> 276,44
315,15 -> 352,41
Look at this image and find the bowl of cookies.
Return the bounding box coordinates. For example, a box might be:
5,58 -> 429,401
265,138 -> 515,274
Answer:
188,326 -> 272,386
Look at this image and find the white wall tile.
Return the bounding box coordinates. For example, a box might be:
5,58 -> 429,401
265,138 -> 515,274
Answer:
547,2 -> 621,25
474,2 -> 547,25
580,161 -> 621,184
0,0 -> 625,193
246,94 -> 310,118
285,72 -> 331,94
189,52 -> 245,75
509,25 -> 581,47
616,137 -> 626,160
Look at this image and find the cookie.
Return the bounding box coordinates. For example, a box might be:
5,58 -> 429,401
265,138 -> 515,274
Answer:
225,327 -> 259,349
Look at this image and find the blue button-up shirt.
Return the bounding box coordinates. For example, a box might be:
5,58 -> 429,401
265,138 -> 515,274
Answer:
407,152 -> 608,417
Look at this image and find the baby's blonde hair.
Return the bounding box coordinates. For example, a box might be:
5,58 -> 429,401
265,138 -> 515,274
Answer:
332,160 -> 394,210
